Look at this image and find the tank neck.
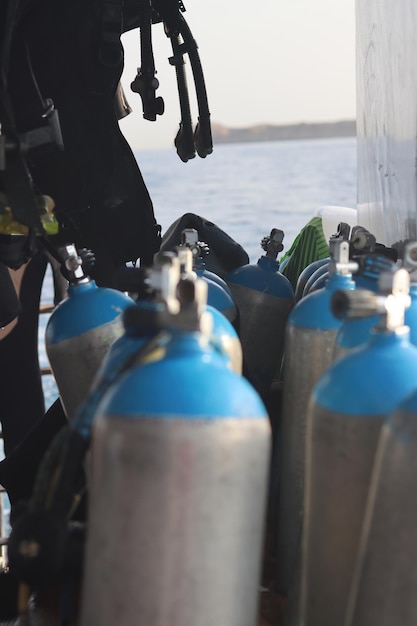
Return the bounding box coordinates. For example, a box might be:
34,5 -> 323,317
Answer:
68,279 -> 96,295
257,256 -> 280,272
326,272 -> 356,293
194,257 -> 206,271
165,330 -> 221,361
369,325 -> 411,346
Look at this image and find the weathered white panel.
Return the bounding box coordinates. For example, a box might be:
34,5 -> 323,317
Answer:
356,0 -> 417,247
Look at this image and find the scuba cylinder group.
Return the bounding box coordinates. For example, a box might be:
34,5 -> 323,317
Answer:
80,265 -> 271,626
225,228 -> 295,400
277,237 -> 356,598
7,252 -> 249,613
45,244 -> 134,421
297,222 -> 350,298
294,256 -> 330,301
334,238 -> 417,359
69,248 -> 242,464
301,268 -> 417,626
344,386 -> 417,626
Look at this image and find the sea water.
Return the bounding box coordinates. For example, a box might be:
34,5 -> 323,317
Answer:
39,136 -> 357,410
137,136 -> 357,262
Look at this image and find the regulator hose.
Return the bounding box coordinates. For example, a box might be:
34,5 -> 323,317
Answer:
178,14 -> 212,158
170,33 -> 195,162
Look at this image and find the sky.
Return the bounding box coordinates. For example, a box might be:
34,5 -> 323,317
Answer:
119,0 -> 356,150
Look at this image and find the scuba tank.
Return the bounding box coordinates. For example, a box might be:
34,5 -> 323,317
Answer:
80,274 -> 271,626
301,261 -> 330,296
334,252 -> 397,358
403,240 -> 417,345
300,222 -> 351,298
180,228 -> 234,293
301,224 -> 396,298
207,303 -> 243,374
225,228 -> 295,400
350,226 -> 397,290
179,228 -> 237,323
45,244 -> 134,422
175,245 -> 242,374
344,386 -> 417,626
294,257 -> 330,301
276,238 -> 356,598
301,269 -> 417,626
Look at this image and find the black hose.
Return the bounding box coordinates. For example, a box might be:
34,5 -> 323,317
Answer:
178,14 -> 212,158
170,34 -> 195,162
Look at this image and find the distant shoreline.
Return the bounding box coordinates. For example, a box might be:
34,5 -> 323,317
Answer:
211,120 -> 356,144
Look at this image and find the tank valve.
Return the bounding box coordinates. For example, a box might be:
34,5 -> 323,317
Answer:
260,228 -> 284,260
402,240 -> 417,284
58,244 -> 91,284
331,268 -> 411,331
329,239 -> 358,276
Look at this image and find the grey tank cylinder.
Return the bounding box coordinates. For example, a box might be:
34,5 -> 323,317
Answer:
46,317 -> 124,421
345,413 -> 417,626
80,416 -> 271,626
301,404 -> 383,626
277,325 -> 338,598
227,283 -> 294,399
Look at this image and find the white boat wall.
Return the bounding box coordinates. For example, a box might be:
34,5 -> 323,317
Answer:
356,0 -> 417,248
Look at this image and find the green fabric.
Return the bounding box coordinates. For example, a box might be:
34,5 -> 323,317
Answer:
279,216 -> 329,290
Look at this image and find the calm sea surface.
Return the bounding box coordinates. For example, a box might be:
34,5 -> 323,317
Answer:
39,136 -> 357,407
136,136 -> 357,262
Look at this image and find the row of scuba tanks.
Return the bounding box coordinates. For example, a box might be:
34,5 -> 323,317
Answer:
7,221 -> 417,626
277,226 -> 417,626
7,229 -> 287,626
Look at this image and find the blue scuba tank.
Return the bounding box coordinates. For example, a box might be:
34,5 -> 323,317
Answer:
179,228 -> 237,322
344,386 -> 417,626
406,282 -> 417,345
294,257 -> 330,301
80,275 -> 271,626
173,246 -> 242,374
206,303 -> 242,374
300,222 -> 351,298
301,225 -> 395,299
301,269 -> 417,626
334,253 -> 397,358
276,239 -> 357,598
403,240 -> 417,346
302,262 -> 330,295
70,253 -> 182,441
45,244 -> 134,422
349,224 -> 398,291
225,228 -> 295,400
